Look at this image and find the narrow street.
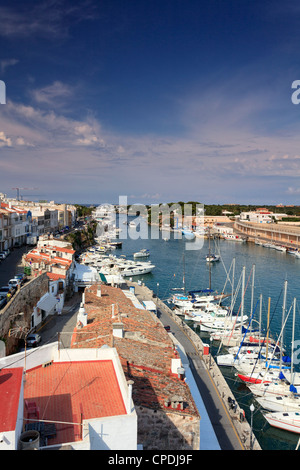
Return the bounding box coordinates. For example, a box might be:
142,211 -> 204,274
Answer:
0,245 -> 30,287
37,292 -> 82,348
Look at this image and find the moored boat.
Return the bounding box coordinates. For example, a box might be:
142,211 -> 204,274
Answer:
133,248 -> 150,258
263,411 -> 300,433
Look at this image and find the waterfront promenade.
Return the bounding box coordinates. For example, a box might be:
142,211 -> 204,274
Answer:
128,281 -> 261,451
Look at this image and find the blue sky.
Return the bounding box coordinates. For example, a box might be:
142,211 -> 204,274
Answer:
1,0 -> 300,205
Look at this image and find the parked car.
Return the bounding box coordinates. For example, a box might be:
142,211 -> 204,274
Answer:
0,285 -> 16,297
0,294 -> 7,309
14,273 -> 27,285
8,278 -> 21,288
26,334 -> 41,347
0,252 -> 7,260
3,249 -> 10,256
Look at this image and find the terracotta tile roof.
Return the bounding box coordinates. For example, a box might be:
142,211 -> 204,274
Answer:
47,273 -> 66,280
71,284 -> 199,417
0,203 -> 27,214
41,245 -> 75,254
24,360 -> 126,446
25,251 -> 72,267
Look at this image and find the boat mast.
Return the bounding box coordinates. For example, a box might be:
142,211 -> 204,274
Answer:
259,293 -> 262,362
240,266 -> 245,341
249,264 -> 255,333
291,297 -> 296,386
230,258 -> 235,321
279,280 -> 287,372
183,251 -> 186,294
208,226 -> 211,290
266,297 -> 271,361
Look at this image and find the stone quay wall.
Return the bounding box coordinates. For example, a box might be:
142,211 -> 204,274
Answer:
235,220 -> 300,248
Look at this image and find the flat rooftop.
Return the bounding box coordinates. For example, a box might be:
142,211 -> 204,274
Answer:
24,360 -> 127,446
0,367 -> 23,433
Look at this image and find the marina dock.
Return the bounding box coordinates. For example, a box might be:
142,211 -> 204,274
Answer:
127,280 -> 261,450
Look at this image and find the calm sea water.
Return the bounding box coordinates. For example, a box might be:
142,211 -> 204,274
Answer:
115,217 -> 300,450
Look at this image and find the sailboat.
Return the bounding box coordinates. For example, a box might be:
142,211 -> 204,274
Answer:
206,229 -> 220,262
238,284 -> 298,386
263,411 -> 300,433
256,394 -> 300,413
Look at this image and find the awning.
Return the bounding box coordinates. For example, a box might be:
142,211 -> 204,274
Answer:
73,262 -> 98,282
142,300 -> 157,312
37,293 -> 57,312
99,273 -> 107,283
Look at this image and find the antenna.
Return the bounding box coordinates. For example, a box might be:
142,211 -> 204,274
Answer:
12,187 -> 39,200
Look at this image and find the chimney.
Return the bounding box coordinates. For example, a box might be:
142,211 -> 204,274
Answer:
112,322 -> 124,338
171,357 -> 182,375
177,366 -> 185,380
127,380 -> 134,414
97,286 -> 101,297
170,395 -> 184,410
77,302 -> 87,327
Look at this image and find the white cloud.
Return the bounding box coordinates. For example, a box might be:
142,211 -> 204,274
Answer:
0,2 -> 97,39
15,137 -> 34,147
31,81 -> 74,106
287,187 -> 300,194
0,131 -> 12,147
0,58 -> 19,74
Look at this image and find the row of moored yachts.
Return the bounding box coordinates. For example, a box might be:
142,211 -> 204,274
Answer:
169,282 -> 300,436
255,239 -> 300,257
79,244 -> 155,283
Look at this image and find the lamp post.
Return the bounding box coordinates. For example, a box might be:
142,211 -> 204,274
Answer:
250,403 -> 255,450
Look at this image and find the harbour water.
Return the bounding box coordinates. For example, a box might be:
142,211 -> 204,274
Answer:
114,217 -> 300,450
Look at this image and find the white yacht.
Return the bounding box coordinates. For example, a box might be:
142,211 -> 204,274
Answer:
133,249 -> 150,258
263,411 -> 300,433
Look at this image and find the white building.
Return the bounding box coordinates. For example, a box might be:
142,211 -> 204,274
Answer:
0,344 -> 137,450
239,208 -> 290,224
239,210 -> 273,223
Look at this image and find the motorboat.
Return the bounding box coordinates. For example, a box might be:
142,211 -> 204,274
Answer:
223,233 -> 246,242
199,315 -> 248,333
133,249 -> 150,258
206,254 -> 220,262
274,245 -> 287,252
121,263 -> 155,276
182,229 -> 195,240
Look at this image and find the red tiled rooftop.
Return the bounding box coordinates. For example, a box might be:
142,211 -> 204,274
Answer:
24,360 -> 127,446
25,251 -> 72,267
47,273 -> 66,280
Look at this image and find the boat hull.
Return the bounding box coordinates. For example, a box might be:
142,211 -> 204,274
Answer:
264,412 -> 300,433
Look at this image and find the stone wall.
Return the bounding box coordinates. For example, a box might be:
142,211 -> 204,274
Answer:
136,406 -> 199,450
0,273 -> 49,355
